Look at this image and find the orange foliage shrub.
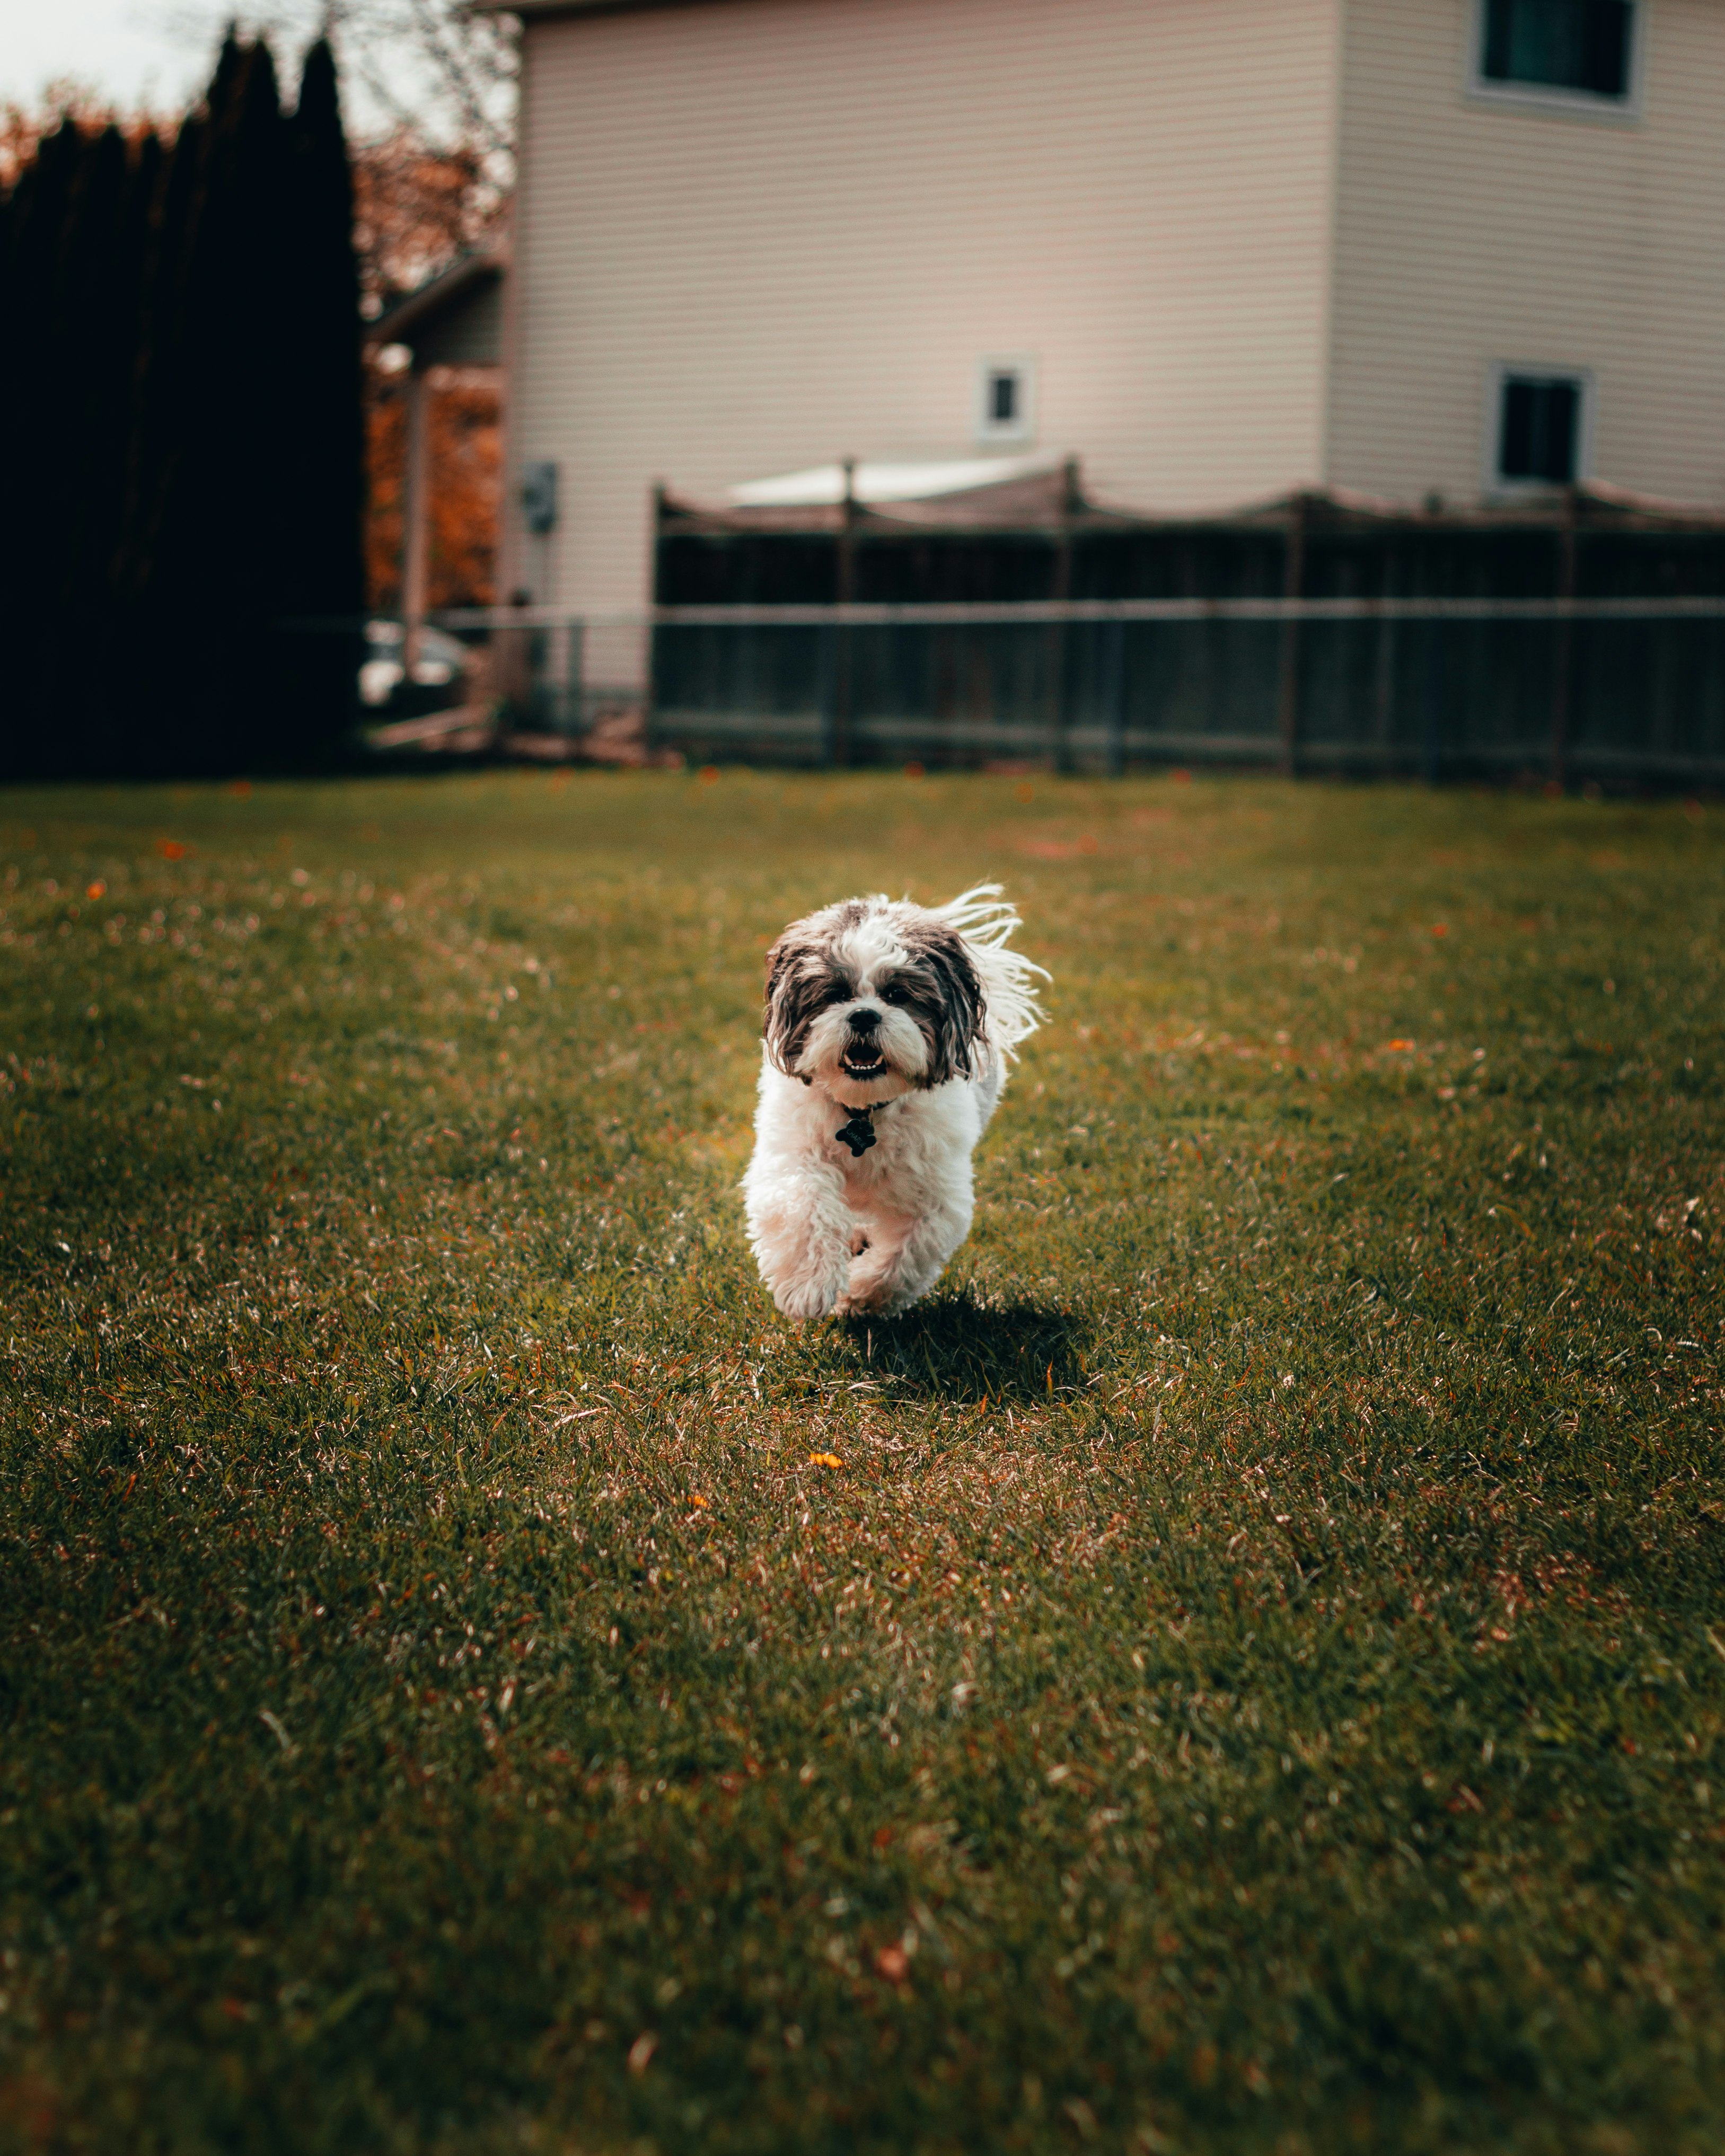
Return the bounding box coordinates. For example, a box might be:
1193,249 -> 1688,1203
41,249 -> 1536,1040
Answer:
365,364 -> 501,612
355,126 -> 505,615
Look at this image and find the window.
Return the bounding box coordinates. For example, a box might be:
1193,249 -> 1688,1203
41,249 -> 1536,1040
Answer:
1491,367 -> 1591,488
1473,0 -> 1639,111
974,355 -> 1037,445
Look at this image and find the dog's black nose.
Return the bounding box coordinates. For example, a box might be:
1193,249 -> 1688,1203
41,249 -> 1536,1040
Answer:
849,1007 -> 882,1033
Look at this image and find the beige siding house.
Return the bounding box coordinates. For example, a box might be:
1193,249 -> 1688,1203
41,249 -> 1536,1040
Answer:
1328,0 -> 1725,507
496,0 -> 1725,617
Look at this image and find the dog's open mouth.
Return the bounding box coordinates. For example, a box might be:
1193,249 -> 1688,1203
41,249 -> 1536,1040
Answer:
841,1048 -> 888,1080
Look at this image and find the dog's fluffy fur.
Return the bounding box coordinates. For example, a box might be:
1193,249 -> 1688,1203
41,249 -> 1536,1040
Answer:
742,885 -> 1046,1319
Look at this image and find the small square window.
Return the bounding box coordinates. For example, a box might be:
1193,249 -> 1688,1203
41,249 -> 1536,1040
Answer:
974,355 -> 1037,444
1474,0 -> 1638,109
1492,368 -> 1589,488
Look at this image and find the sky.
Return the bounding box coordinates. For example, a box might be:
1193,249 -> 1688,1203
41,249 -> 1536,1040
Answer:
0,0 -> 224,114
0,0 -> 426,132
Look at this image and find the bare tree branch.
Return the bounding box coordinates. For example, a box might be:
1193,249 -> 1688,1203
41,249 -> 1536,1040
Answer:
165,1 -> 518,164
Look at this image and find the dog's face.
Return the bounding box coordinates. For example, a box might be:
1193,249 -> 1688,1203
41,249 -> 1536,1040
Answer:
763,896 -> 985,1102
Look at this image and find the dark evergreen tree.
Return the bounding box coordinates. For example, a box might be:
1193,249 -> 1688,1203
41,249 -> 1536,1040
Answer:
81,128 -> 165,772
2,120 -> 85,777
0,31 -> 367,779
51,127 -> 143,771
114,107 -> 209,675
135,34 -> 289,772
279,37 -> 368,765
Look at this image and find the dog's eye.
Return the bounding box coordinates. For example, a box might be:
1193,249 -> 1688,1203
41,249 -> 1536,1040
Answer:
880,983 -> 908,1004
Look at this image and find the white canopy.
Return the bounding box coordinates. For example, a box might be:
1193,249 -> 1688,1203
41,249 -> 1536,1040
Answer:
727,455 -> 1060,508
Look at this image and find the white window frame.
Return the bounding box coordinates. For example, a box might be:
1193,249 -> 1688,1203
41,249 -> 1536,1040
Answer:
974,355 -> 1038,446
1465,0 -> 1646,124
1484,361 -> 1597,496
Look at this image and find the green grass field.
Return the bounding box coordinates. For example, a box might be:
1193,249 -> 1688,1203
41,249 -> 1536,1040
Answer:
2,768 -> 1722,2156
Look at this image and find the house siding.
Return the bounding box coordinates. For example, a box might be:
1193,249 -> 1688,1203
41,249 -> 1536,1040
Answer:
1326,0 -> 1725,508
508,0 -> 1342,615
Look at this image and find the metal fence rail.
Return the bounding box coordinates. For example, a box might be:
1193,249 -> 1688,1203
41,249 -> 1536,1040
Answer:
432,598 -> 1725,785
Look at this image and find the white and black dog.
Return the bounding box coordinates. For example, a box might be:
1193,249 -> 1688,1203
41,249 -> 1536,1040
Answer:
742,885 -> 1046,1319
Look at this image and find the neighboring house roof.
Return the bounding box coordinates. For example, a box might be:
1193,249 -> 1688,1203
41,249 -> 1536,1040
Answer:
365,250 -> 506,367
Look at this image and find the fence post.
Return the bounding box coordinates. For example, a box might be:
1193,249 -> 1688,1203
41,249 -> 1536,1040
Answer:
643,482 -> 665,756
494,585 -> 535,721
1103,617 -> 1126,777
1421,614 -> 1444,784
1372,553 -> 1399,764
1049,456 -> 1079,772
1276,491 -> 1309,777
1550,487 -> 1579,791
567,620 -> 585,737
831,458 -> 858,769
401,361 -> 432,678
817,614 -> 838,768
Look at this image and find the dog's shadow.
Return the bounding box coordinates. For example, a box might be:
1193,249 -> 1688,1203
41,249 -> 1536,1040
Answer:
828,1287 -> 1089,1404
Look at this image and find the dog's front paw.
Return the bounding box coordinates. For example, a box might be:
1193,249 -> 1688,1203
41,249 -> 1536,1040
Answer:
773,1271 -> 846,1321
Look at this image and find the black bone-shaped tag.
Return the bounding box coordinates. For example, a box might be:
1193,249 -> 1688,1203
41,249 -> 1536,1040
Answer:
835,1111 -> 876,1158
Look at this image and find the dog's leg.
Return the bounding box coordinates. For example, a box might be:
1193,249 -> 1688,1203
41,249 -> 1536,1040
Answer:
745,1165 -> 853,1321
834,1210 -> 908,1316
841,1166 -> 974,1316
875,1197 -> 972,1313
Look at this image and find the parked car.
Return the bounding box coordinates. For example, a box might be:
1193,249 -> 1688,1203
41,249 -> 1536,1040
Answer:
359,620 -> 472,711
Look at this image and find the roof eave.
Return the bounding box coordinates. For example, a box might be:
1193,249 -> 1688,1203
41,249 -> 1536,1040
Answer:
364,249 -> 506,350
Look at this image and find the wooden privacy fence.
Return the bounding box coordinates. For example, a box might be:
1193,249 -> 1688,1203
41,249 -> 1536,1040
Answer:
613,478 -> 1725,783
640,594 -> 1725,784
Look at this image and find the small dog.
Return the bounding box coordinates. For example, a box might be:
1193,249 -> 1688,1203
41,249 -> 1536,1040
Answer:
743,884 -> 1046,1319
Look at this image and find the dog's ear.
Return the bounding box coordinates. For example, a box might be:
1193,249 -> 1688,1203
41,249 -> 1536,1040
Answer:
905,919 -> 986,1085
762,927 -> 830,1074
